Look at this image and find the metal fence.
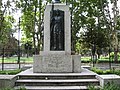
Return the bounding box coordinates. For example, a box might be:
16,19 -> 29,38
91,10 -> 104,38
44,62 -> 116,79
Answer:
0,48 -> 33,70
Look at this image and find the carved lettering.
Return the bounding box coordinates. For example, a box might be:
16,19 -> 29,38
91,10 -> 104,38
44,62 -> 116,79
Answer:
43,55 -> 63,68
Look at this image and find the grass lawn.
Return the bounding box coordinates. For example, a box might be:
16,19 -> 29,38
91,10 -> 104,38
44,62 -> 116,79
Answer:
81,56 -> 91,62
0,69 -> 22,75
0,57 -> 33,63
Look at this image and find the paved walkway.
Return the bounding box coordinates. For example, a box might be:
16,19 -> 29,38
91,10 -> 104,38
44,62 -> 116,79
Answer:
0,63 -> 32,70
82,62 -> 120,70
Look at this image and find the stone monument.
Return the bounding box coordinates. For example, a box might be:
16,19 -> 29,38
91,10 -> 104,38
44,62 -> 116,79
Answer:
33,0 -> 81,73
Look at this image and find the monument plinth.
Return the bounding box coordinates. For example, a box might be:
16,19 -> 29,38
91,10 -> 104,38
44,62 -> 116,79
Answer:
33,3 -> 81,73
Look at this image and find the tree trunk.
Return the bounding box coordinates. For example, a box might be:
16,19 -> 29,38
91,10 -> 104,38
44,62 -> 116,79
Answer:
33,32 -> 36,54
97,54 -> 100,59
113,0 -> 118,62
37,0 -> 42,53
33,0 -> 37,54
114,49 -> 118,63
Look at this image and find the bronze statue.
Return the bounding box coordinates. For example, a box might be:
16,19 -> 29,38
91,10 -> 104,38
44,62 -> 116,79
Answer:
53,0 -> 61,3
50,9 -> 64,51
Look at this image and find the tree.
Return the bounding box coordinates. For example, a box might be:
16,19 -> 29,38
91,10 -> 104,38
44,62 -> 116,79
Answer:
15,0 -> 120,63
101,0 -> 120,62
16,0 -> 46,54
0,0 -> 16,47
68,0 -> 110,55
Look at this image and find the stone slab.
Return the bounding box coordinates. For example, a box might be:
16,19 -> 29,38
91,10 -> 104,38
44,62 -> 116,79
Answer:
96,74 -> 120,87
0,75 -> 17,89
81,66 -> 91,70
16,79 -> 99,83
33,55 -> 42,72
72,55 -> 81,72
15,86 -> 88,90
18,68 -> 97,76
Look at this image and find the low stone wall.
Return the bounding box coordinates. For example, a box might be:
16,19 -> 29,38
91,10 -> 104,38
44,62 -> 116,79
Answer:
96,74 -> 120,87
0,75 -> 17,89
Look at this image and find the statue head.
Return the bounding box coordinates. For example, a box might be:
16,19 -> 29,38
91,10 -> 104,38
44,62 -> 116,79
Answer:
55,9 -> 60,16
52,0 -> 61,3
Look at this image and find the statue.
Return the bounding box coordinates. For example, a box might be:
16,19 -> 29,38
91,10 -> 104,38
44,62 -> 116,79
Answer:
53,0 -> 61,3
50,9 -> 64,51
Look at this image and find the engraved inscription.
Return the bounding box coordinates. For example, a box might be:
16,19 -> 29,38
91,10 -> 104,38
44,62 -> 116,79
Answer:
43,55 -> 64,68
41,54 -> 72,72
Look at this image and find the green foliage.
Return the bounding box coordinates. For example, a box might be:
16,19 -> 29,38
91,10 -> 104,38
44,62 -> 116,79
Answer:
81,56 -> 91,63
1,0 -> 120,55
0,86 -> 26,90
102,82 -> 120,90
110,52 -> 120,60
88,85 -> 100,90
0,0 -> 16,47
17,0 -> 45,52
114,70 -> 120,76
88,82 -> 120,90
104,70 -> 113,74
78,0 -> 110,49
17,87 -> 26,90
0,69 -> 22,75
91,67 -> 120,75
0,57 -> 33,63
91,67 -> 104,74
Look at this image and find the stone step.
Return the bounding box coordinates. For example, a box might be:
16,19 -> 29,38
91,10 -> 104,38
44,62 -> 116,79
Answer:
14,86 -> 88,90
15,79 -> 99,86
15,86 -> 100,90
18,74 -> 96,80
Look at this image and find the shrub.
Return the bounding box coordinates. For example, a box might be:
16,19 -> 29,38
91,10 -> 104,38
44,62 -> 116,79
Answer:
114,70 -> 120,76
91,67 -> 103,74
102,82 -> 120,90
0,87 -> 26,90
88,85 -> 100,90
88,82 -> 120,90
91,67 -> 120,76
103,70 -> 114,74
110,52 -> 120,60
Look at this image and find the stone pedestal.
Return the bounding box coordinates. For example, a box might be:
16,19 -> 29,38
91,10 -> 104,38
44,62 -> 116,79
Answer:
33,52 -> 81,73
33,3 -> 81,73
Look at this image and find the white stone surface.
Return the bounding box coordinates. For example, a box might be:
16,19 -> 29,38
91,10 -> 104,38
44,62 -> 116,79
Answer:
19,68 -> 97,76
16,86 -> 88,90
33,55 -> 42,73
33,54 -> 72,73
33,54 -> 82,73
44,3 -> 71,54
0,75 -> 17,89
42,54 -> 72,72
72,55 -> 81,73
96,74 -> 120,87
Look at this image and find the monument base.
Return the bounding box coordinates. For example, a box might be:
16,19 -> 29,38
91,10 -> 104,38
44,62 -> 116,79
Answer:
33,52 -> 81,73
